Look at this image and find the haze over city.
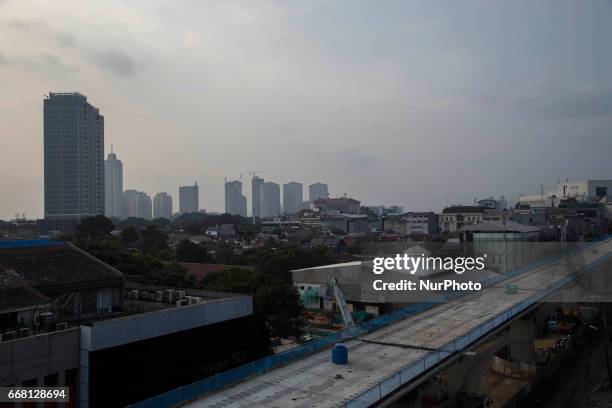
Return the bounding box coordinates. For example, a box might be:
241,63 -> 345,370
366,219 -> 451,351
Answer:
2,0 -> 612,220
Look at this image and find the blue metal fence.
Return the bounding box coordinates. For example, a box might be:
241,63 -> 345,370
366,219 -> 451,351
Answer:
130,237 -> 611,408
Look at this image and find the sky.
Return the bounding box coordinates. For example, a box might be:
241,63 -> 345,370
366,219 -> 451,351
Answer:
1,0 -> 612,219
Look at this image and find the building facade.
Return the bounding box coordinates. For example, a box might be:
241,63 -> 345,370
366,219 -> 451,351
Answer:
123,190 -> 152,220
224,180 -> 247,217
308,183 -> 328,202
283,182 -> 303,215
104,147 -> 123,219
251,176 -> 265,219
153,192 -> 173,219
518,180 -> 612,208
313,197 -> 361,214
44,92 -> 104,220
261,182 -> 281,218
179,183 -> 199,214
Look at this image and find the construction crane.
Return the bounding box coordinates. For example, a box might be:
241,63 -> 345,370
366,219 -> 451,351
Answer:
328,276 -> 355,327
248,171 -> 269,179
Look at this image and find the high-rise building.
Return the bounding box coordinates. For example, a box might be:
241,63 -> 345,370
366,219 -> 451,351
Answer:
104,146 -> 123,219
179,183 -> 199,214
225,180 -> 247,217
309,183 -> 328,202
153,192 -> 173,219
122,190 -> 152,220
261,182 -> 281,218
283,182 -> 303,215
44,92 -> 104,219
251,176 -> 265,219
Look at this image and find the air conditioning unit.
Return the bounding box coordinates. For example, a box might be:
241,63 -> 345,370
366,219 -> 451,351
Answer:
3,331 -> 16,341
155,291 -> 163,302
18,328 -> 31,338
166,289 -> 176,303
55,322 -> 68,331
191,296 -> 202,304
149,293 -> 156,301
176,290 -> 186,300
176,299 -> 187,307
131,289 -> 139,299
101,306 -> 113,315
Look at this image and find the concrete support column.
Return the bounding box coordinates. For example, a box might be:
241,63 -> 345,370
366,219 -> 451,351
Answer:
510,318 -> 535,363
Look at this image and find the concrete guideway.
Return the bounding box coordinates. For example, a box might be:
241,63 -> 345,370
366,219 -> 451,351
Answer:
186,239 -> 612,408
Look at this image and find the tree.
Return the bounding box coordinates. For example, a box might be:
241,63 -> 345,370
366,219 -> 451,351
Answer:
120,226 -> 139,244
117,217 -> 148,231
76,215 -> 114,240
174,239 -> 208,263
200,269 -> 305,339
140,224 -> 169,256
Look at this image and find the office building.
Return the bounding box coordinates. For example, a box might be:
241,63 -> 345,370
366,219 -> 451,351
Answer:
261,182 -> 281,218
283,182 -> 303,215
43,92 -> 104,220
179,183 -> 199,214
308,183 -> 328,202
123,190 -> 152,220
251,176 -> 265,219
153,192 -> 173,219
225,180 -> 247,217
104,146 -> 123,219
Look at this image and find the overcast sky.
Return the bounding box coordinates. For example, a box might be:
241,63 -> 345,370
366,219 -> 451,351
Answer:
1,0 -> 612,219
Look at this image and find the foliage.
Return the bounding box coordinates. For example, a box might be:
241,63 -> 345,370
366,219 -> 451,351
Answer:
120,226 -> 139,244
76,215 -> 114,240
140,224 -> 169,256
174,239 -> 208,263
199,268 -> 304,339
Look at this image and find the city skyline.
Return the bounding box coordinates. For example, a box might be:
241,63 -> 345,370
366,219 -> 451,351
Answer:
2,1 -> 612,219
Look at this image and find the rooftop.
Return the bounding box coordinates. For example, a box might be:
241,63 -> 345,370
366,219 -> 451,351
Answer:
0,240 -> 123,294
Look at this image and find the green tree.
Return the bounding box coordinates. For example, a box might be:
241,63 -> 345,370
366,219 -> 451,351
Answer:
76,215 -> 114,240
120,226 -> 139,244
140,224 -> 169,256
174,239 -> 208,263
200,269 -> 304,339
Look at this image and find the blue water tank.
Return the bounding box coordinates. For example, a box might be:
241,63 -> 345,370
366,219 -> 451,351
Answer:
332,343 -> 348,364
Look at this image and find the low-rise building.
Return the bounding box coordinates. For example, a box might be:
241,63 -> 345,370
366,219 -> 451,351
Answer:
0,239 -> 267,408
439,206 -> 486,233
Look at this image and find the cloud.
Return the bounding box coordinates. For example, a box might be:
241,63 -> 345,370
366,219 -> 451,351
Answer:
56,32 -> 76,48
0,52 -> 8,65
7,18 -> 76,48
534,87 -> 612,119
37,53 -> 79,75
86,48 -> 139,77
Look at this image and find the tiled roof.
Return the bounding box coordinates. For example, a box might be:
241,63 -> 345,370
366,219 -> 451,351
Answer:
0,241 -> 124,295
0,268 -> 50,312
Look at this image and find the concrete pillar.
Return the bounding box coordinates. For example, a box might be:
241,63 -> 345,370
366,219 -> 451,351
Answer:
509,318 -> 535,362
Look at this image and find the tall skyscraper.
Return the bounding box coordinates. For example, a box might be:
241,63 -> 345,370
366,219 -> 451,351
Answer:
153,192 -> 173,219
225,180 -> 247,217
104,146 -> 123,219
283,182 -> 303,215
261,182 -> 281,218
251,176 -> 265,219
309,183 -> 329,202
122,190 -> 152,220
44,92 -> 104,219
179,183 -> 199,214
